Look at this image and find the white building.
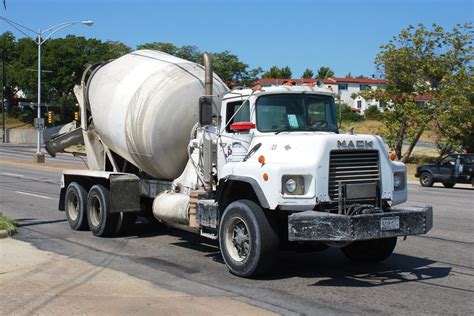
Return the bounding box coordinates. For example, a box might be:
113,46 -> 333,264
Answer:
256,77 -> 387,113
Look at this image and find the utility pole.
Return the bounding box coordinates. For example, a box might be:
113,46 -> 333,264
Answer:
1,55 -> 5,143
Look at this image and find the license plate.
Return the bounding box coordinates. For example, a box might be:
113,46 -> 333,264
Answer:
381,216 -> 400,231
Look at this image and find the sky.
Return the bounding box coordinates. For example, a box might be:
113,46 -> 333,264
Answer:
1,0 -> 472,78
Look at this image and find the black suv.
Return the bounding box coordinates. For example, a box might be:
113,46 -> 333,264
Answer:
415,153 -> 474,188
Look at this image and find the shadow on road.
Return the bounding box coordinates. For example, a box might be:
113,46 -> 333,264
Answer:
12,216 -> 457,292
257,249 -> 455,289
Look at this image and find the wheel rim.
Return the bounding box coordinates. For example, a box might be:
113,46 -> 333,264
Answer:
90,194 -> 102,227
421,174 -> 431,185
66,191 -> 79,221
224,216 -> 250,262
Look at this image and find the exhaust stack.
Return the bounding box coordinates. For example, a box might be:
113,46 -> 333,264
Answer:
203,52 -> 213,96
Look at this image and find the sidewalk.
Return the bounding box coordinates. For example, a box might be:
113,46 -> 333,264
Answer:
0,238 -> 274,315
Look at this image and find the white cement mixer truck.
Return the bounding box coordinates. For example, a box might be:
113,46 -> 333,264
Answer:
46,50 -> 432,277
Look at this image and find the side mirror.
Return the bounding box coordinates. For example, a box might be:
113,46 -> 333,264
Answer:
230,121 -> 256,132
199,96 -> 213,126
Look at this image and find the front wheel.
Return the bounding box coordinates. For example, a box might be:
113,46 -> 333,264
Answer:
420,172 -> 434,187
219,200 -> 279,278
341,237 -> 397,262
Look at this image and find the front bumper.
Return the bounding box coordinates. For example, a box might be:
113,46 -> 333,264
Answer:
288,205 -> 433,241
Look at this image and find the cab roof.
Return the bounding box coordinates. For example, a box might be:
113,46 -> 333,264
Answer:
223,85 -> 336,100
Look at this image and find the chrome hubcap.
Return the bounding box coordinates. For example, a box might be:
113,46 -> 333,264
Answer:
225,217 -> 250,262
90,195 -> 102,227
422,174 -> 431,184
67,192 -> 79,221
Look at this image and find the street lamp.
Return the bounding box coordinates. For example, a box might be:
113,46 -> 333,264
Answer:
0,17 -> 93,163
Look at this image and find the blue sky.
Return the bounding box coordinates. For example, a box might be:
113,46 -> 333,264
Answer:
1,0 -> 472,78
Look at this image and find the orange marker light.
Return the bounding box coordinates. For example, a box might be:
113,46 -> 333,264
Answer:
389,152 -> 396,161
263,173 -> 269,181
258,155 -> 265,164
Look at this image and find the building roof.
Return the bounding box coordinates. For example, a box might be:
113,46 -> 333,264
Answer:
325,77 -> 386,84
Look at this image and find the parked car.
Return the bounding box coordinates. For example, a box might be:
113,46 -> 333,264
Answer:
415,153 -> 474,188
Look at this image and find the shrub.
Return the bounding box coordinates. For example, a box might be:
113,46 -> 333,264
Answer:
364,105 -> 383,120
9,107 -> 34,124
336,103 -> 365,122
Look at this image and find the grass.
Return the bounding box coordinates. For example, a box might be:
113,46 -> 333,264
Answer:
340,119 -> 437,142
0,213 -> 16,232
3,114 -> 33,129
341,120 -> 385,136
406,163 -> 418,182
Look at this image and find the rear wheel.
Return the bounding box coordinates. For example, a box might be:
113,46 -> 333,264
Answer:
420,172 -> 434,187
341,237 -> 397,262
65,182 -> 89,230
87,185 -> 119,237
219,200 -> 279,278
114,213 -> 138,236
442,182 -> 455,188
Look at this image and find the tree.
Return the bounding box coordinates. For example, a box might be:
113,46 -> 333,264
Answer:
137,42 -> 178,55
301,68 -> 314,79
242,67 -> 263,87
345,72 -> 353,78
262,65 -> 292,78
137,42 -> 252,85
364,105 -> 383,120
211,50 -> 248,84
9,35 -> 131,122
1,32 -> 19,110
365,23 -> 473,161
316,66 -> 334,79
137,41 -> 201,63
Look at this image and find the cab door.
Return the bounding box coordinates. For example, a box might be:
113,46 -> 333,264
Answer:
217,99 -> 254,176
437,155 -> 457,182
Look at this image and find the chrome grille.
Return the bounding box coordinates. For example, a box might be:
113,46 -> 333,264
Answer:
328,150 -> 380,200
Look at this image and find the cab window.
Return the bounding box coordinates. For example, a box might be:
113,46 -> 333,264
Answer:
440,155 -> 456,165
225,101 -> 250,132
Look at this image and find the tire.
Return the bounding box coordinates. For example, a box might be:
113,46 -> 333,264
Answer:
219,200 -> 279,278
87,185 -> 119,237
419,172 -> 434,187
113,213 -> 138,236
341,237 -> 397,263
442,182 -> 455,188
65,182 -> 89,230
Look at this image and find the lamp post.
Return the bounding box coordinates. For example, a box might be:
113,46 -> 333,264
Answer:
0,17 -> 93,162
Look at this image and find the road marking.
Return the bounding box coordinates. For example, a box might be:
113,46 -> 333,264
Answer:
15,191 -> 55,200
2,172 -> 25,178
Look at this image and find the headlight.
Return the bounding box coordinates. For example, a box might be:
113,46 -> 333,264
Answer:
282,175 -> 305,195
285,178 -> 297,193
394,173 -> 403,189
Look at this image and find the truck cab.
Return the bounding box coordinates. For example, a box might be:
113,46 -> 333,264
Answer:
196,85 -> 432,277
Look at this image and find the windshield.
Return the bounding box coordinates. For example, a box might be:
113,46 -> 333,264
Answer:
256,94 -> 337,133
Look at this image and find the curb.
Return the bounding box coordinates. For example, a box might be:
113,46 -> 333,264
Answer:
0,228 -> 17,239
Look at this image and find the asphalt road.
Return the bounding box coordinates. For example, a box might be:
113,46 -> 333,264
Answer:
1,145 -> 473,314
